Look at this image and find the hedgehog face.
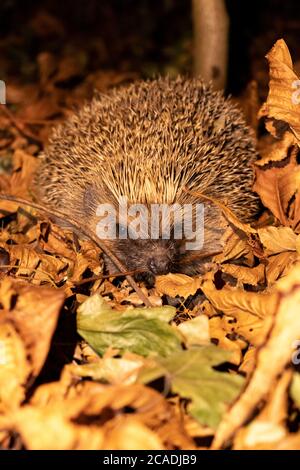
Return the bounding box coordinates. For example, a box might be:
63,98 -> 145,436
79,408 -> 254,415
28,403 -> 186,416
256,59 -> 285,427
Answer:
101,208 -> 224,285
103,233 -> 218,287
104,237 -> 181,287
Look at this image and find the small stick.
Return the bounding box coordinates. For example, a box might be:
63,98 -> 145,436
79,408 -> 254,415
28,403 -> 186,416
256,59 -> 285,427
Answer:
0,194 -> 153,307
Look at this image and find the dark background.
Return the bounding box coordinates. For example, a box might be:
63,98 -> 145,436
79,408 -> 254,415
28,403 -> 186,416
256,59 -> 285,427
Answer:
0,0 -> 299,97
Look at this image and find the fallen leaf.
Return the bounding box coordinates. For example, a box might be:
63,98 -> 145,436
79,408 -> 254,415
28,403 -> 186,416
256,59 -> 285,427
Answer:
259,39 -> 300,142
77,294 -> 182,357
139,346 -> 244,429
177,315 -> 210,346
258,226 -> 298,254
2,279 -> 65,377
155,273 -> 201,298
212,264 -> 300,449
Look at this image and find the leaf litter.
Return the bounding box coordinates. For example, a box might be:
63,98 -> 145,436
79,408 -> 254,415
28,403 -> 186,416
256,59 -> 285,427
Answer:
1,38 -> 300,450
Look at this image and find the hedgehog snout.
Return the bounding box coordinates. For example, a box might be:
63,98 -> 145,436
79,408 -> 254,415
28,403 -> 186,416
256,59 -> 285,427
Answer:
147,257 -> 171,275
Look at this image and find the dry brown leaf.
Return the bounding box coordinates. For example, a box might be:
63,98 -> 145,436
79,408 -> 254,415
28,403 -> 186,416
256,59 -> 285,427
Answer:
255,41 -> 300,231
8,245 -> 40,276
199,299 -> 218,318
266,251 -> 298,284
238,347 -> 257,377
0,321 -> 30,408
1,279 -> 65,377
155,273 -> 201,298
103,418 -> 164,450
1,405 -> 105,450
256,131 -> 298,166
0,150 -> 39,212
214,228 -> 255,266
208,316 -> 245,365
228,311 -> 270,347
200,276 -> 276,321
116,287 -> 156,307
38,223 -> 76,260
212,264 -> 300,449
259,39 -> 300,142
70,240 -> 101,283
220,264 -> 265,287
253,155 -> 298,226
17,382 -> 194,450
233,370 -> 291,449
34,253 -> 68,284
258,226 -> 298,254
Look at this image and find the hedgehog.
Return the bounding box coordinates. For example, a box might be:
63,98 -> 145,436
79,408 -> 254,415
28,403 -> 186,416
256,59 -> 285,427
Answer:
33,76 -> 260,285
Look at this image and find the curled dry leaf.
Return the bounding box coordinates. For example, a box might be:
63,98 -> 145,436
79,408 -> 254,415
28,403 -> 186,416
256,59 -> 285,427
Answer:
177,315 -> 210,347
266,251 -> 298,285
38,222 -> 76,260
5,245 -> 40,276
256,132 -> 298,166
69,240 -> 102,283
0,150 -> 39,212
255,39 -> 300,232
238,347 -> 257,377
213,227 -> 256,266
220,263 -> 265,287
155,273 -> 201,298
0,321 -> 30,408
6,382 -> 192,450
258,226 -> 300,284
233,370 -> 292,450
103,418 -> 164,450
253,150 -> 300,227
212,264 -> 300,449
258,226 -> 299,254
199,275 -> 276,347
208,316 -> 246,366
0,278 -> 65,377
200,274 -> 275,320
259,39 -> 300,142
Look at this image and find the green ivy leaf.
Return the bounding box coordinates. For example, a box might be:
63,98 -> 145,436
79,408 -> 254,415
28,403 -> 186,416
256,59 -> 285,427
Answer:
77,294 -> 182,357
139,346 -> 244,429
